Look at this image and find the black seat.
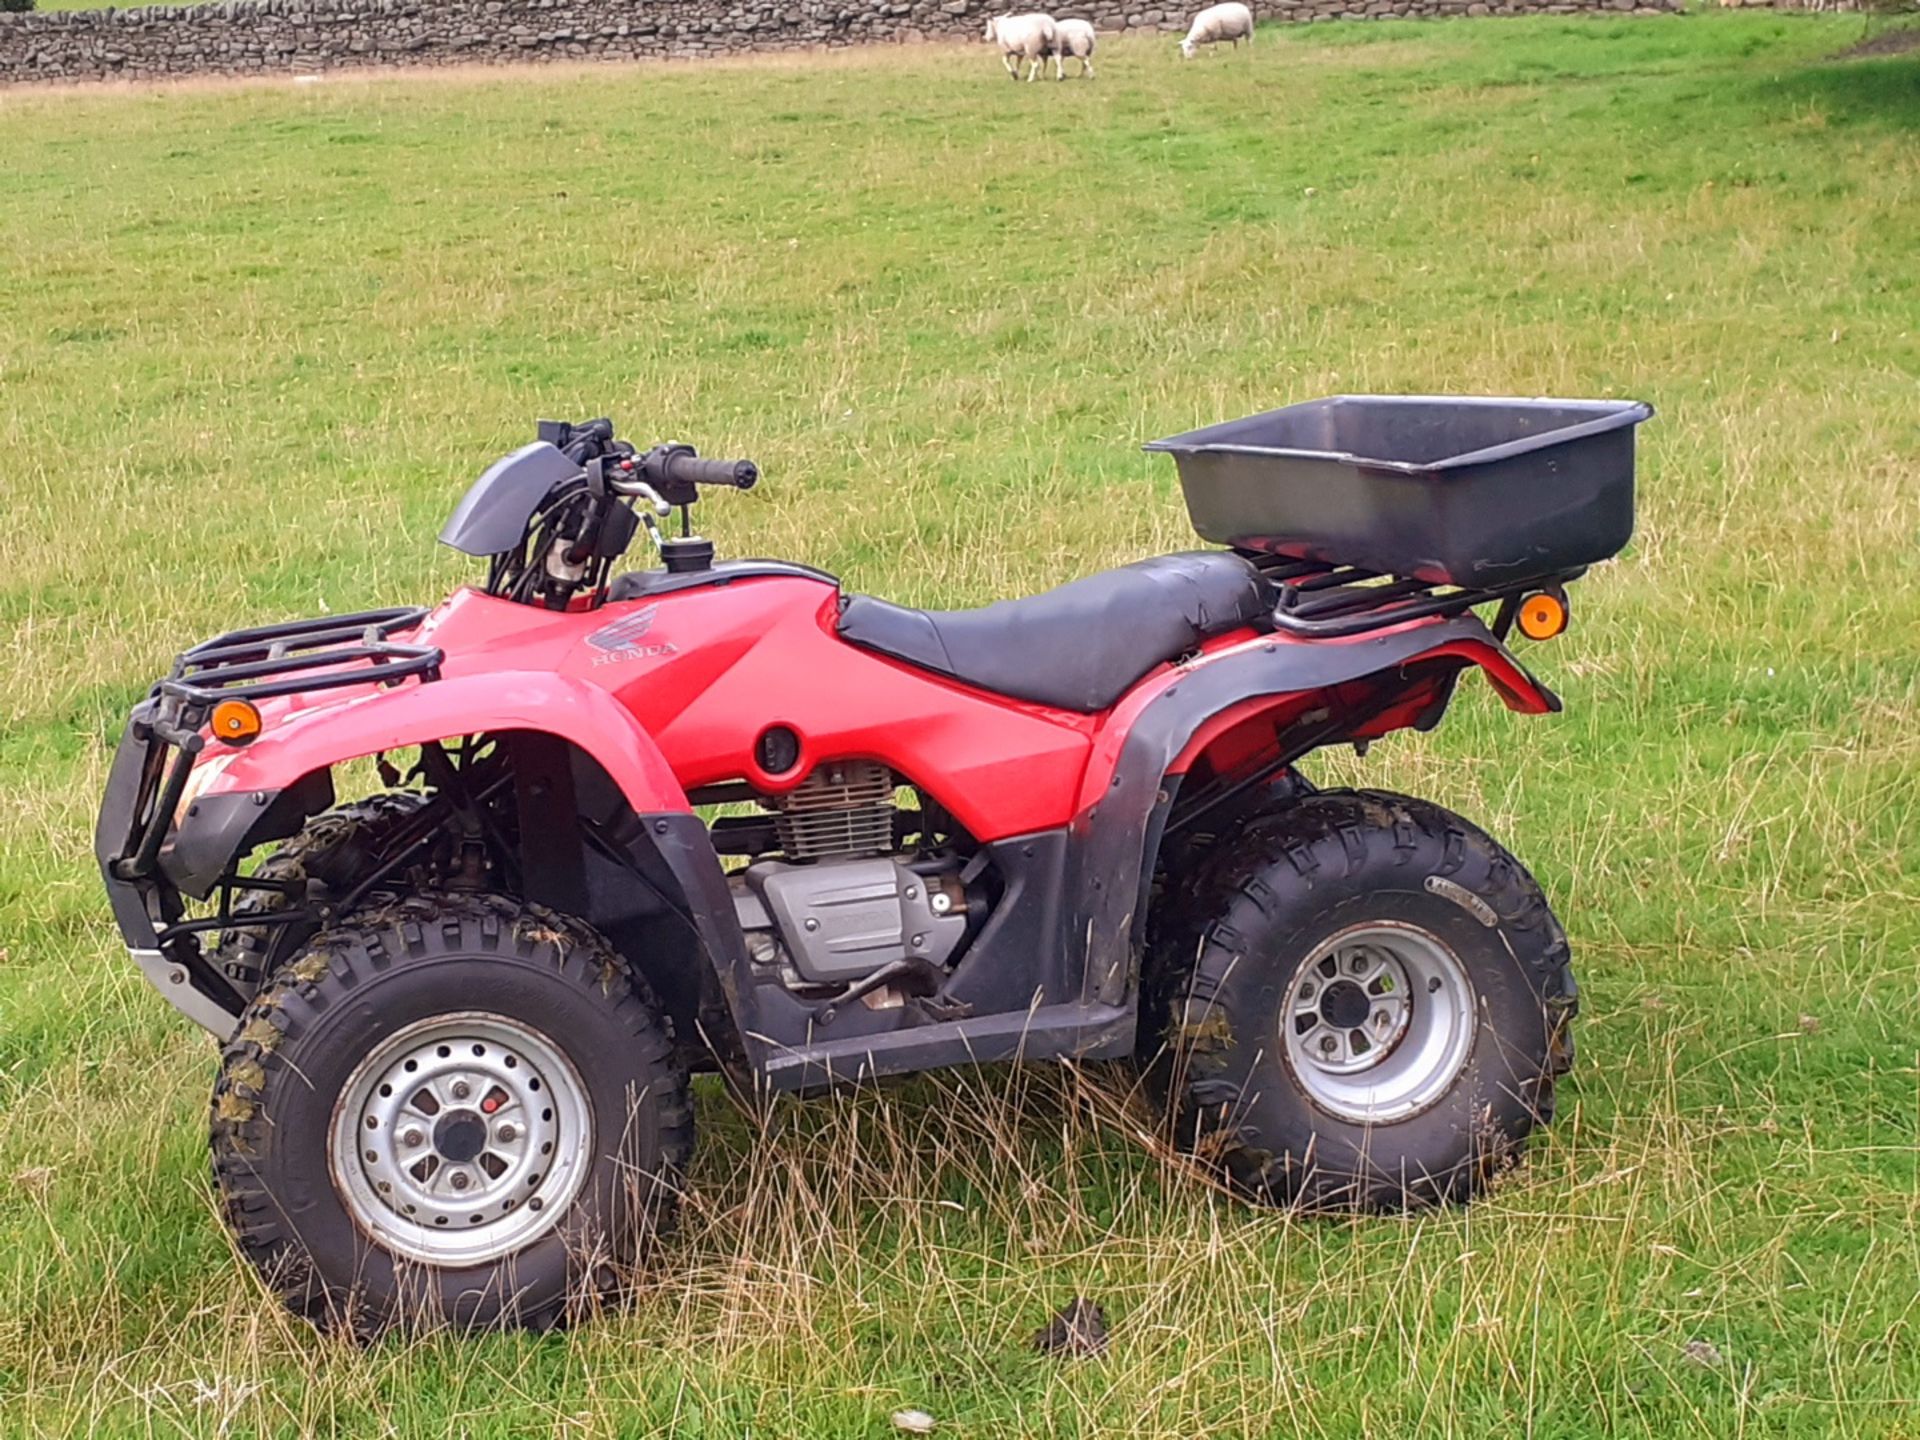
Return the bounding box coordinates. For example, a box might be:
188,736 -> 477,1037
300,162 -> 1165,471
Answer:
836,552 -> 1272,712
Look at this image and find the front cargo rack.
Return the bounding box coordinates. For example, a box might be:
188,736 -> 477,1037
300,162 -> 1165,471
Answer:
1250,553 -> 1580,640
112,607 -> 442,884
159,606 -> 442,707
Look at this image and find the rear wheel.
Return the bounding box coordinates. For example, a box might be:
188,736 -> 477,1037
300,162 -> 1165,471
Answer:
211,892 -> 693,1335
1143,789 -> 1575,1208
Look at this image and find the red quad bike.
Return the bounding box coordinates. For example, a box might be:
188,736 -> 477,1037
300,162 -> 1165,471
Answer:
97,395 -> 1650,1334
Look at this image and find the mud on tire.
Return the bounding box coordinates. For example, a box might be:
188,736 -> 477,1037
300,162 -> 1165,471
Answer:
1143,789 -> 1576,1209
210,892 -> 694,1335
217,792 -> 427,995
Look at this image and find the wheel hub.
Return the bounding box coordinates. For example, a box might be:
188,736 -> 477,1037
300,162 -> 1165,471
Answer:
432,1110 -> 488,1164
1281,921 -> 1476,1124
329,1012 -> 594,1267
1317,978 -> 1373,1030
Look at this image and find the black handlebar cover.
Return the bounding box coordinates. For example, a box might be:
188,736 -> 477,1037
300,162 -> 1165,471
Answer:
663,454 -> 759,491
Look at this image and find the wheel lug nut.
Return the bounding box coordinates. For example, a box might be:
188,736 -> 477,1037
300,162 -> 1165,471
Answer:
402,1129 -> 424,1147
450,1080 -> 471,1100
450,1171 -> 470,1192
1320,1036 -> 1337,1054
497,1123 -> 518,1143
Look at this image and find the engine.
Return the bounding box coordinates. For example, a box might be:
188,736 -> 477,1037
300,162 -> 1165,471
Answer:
729,761 -> 978,1002
766,760 -> 896,862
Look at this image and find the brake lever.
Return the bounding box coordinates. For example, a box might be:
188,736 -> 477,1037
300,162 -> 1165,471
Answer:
606,471 -> 672,516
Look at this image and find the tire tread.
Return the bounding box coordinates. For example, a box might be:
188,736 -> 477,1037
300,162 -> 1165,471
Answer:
210,890 -> 693,1336
1144,788 -> 1577,1209
217,792 -> 427,991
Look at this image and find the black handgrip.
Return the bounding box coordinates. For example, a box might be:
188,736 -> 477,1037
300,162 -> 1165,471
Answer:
663,454 -> 759,490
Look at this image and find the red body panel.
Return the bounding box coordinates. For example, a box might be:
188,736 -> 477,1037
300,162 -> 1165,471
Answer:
197,665 -> 691,813
205,580 -> 1096,842
614,583 -> 1096,839
199,575 -> 1551,839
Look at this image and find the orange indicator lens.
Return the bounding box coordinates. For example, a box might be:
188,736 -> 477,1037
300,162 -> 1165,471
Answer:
1517,592 -> 1569,642
210,698 -> 263,745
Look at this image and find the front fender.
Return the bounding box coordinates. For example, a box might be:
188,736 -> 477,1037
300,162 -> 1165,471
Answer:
159,670 -> 694,900
200,670 -> 689,815
102,670 -> 728,1040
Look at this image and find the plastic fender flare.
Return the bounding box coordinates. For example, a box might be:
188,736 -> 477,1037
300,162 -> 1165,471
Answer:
174,670 -> 756,1041
1068,615 -> 1556,1008
1160,634 -> 1556,775
1413,637 -> 1558,717
199,670 -> 691,815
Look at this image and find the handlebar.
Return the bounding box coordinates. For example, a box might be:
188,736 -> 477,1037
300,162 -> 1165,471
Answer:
660,452 -> 759,491
537,421 -> 759,499
621,442 -> 759,507
491,419 -> 763,609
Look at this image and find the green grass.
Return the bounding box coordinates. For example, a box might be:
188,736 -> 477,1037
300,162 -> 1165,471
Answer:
3,12 -> 1919,1436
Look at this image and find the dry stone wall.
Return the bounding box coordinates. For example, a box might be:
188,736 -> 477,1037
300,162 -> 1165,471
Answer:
0,0 -> 1683,87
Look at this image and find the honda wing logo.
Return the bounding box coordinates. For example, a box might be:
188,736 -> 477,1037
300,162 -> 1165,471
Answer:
585,606 -> 678,667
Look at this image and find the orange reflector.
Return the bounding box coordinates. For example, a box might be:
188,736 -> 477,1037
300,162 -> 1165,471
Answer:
210,698 -> 263,745
1517,592 -> 1569,642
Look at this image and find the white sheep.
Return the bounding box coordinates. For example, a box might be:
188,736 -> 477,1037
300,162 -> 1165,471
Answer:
1179,2 -> 1254,58
985,13 -> 1059,82
1051,18 -> 1097,80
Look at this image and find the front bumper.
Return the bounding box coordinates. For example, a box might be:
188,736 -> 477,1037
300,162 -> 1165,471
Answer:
96,609 -> 425,1037
95,701 -> 239,1037
95,703 -> 328,1038
95,699 -> 171,954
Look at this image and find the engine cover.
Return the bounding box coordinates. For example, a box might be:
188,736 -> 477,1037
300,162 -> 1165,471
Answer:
738,857 -> 968,985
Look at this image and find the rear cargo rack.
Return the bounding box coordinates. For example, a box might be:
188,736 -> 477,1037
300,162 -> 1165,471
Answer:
1251,554 -> 1580,639
159,606 -> 442,707
1151,395 -> 1649,591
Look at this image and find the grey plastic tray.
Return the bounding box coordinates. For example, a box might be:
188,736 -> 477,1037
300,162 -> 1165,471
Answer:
1147,395 -> 1651,588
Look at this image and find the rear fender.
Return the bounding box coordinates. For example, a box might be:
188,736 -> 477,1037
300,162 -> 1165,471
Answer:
1069,615 -> 1558,1008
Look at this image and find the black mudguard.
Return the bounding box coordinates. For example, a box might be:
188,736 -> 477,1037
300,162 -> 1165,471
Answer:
1066,614 -> 1555,1008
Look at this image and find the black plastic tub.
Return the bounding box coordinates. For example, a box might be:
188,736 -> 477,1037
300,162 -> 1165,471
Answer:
1147,395 -> 1652,588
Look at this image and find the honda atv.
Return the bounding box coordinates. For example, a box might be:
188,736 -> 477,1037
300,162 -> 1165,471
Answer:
96,396 -> 1649,1334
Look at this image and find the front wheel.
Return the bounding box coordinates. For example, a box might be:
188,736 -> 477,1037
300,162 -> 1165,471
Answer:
1144,790 -> 1576,1209
211,893 -> 693,1335
216,792 -> 427,997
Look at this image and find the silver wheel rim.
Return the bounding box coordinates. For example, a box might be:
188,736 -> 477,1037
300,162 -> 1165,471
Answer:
329,1012 -> 594,1267
1280,921 -> 1476,1124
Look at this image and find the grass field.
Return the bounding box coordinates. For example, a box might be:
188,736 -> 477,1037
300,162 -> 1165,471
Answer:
3,12 -> 1920,1437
